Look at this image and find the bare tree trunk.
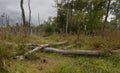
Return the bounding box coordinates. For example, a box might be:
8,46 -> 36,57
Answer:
38,13 -> 40,25
28,0 -> 31,35
43,48 -> 120,55
16,42 -> 67,60
66,0 -> 69,34
20,0 -> 26,26
2,41 -> 120,60
117,20 -> 120,30
102,0 -> 111,37
66,9 -> 69,34
16,45 -> 120,60
1,13 -> 5,26
6,15 -> 9,26
69,0 -> 73,33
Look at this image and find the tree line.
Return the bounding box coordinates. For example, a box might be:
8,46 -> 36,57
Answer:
38,0 -> 120,35
0,0 -> 120,36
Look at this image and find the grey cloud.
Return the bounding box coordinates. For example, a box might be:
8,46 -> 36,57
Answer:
0,0 -> 56,25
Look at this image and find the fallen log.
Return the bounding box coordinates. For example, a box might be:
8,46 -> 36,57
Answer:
44,48 -> 105,55
15,41 -> 120,60
2,41 -> 67,47
2,41 -> 40,47
17,47 -> 120,60
43,48 -> 120,55
16,42 -> 67,60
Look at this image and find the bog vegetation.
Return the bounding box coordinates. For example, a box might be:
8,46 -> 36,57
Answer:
0,0 -> 120,73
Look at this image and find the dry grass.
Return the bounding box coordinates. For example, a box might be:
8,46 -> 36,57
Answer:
0,29 -> 120,73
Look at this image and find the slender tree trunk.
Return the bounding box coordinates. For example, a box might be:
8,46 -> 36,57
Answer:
28,0 -> 31,35
102,0 -> 111,37
66,0 -> 70,34
6,15 -> 9,26
38,13 -> 40,25
20,0 -> 28,37
56,0 -> 59,32
117,20 -> 120,30
20,0 -> 26,26
69,0 -> 73,33
66,9 -> 69,34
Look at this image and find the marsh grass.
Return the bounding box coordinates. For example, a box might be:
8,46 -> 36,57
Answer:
0,30 -> 120,73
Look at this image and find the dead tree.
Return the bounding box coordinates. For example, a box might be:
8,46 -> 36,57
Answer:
16,41 -> 67,60
6,15 -> 10,26
16,43 -> 120,60
1,13 -> 5,26
28,0 -> 31,35
20,0 -> 26,26
42,48 -> 120,55
2,41 -> 120,60
38,13 -> 40,25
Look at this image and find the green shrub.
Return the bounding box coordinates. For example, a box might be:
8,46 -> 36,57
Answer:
0,43 -> 12,73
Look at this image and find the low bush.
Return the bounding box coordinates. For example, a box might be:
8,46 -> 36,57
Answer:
0,43 -> 12,73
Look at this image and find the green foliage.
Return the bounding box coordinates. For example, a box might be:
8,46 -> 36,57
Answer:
42,0 -> 119,34
48,55 -> 120,73
52,0 -> 106,33
0,43 -> 12,73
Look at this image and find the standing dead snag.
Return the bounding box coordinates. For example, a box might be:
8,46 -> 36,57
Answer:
28,0 -> 31,35
20,0 -> 28,37
20,0 -> 26,26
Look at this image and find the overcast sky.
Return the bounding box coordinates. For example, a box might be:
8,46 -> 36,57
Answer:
0,0 -> 57,25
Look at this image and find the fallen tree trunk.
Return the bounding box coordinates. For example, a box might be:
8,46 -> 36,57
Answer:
44,48 -> 120,55
17,47 -> 120,60
44,48 -> 104,55
2,41 -> 67,47
14,41 -> 120,60
2,41 -> 40,47
16,42 -> 67,60
24,41 -> 67,55
3,40 -> 120,60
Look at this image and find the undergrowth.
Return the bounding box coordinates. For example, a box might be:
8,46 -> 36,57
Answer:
0,31 -> 120,73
